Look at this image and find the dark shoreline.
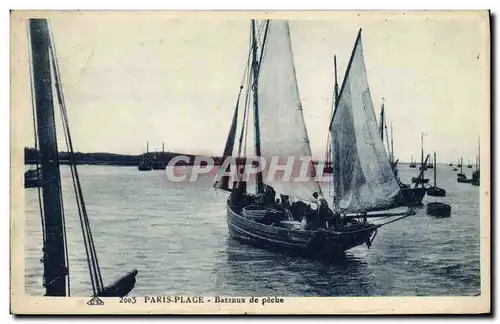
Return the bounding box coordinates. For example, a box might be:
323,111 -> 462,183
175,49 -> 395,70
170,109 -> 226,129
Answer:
24,147 -> 333,167
24,147 -> 222,167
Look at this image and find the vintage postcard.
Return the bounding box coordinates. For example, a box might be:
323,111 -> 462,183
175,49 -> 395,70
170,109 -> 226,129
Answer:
10,10 -> 490,314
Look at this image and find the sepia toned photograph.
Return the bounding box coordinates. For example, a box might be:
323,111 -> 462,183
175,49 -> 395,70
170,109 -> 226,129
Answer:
10,10 -> 490,314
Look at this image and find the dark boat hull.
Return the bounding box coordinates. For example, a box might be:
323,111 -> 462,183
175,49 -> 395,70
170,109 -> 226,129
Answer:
226,203 -> 376,259
399,187 -> 426,206
426,187 -> 446,197
25,177 -> 42,188
426,202 -> 451,218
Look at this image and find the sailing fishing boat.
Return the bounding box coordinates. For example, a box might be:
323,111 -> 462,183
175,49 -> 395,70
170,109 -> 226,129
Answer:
152,142 -> 167,170
378,103 -> 399,176
471,137 -> 480,186
215,21 -> 414,258
457,157 -> 469,182
25,167 -> 42,188
138,141 -> 153,171
427,155 -> 434,169
378,103 -> 425,205
28,18 -> 137,297
409,154 -> 417,168
426,151 -> 446,196
412,133 -> 430,185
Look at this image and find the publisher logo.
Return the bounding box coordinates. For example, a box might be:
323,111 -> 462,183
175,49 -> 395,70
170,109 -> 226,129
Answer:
87,296 -> 104,306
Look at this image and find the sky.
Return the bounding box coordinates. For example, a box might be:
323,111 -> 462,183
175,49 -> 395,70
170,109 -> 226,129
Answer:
12,11 -> 489,163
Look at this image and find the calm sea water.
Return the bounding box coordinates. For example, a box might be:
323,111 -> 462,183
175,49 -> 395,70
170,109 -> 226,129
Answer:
24,164 -> 480,296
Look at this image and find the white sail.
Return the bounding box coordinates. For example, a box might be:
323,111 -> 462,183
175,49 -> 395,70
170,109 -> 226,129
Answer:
330,30 -> 400,212
257,20 -> 321,202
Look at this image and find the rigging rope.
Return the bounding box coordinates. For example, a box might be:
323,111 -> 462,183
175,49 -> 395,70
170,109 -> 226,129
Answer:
237,30 -> 253,158
48,22 -> 104,296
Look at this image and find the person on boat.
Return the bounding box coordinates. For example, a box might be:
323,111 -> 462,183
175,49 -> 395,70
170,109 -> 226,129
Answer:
230,181 -> 243,210
275,198 -> 283,211
263,184 -> 276,206
281,194 -> 291,210
238,179 -> 247,194
255,192 -> 266,206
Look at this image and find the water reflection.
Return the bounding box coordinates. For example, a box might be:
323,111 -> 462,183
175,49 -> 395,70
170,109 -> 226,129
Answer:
214,238 -> 374,296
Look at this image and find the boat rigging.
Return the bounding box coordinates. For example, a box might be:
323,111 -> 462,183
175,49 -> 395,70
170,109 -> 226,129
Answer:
28,18 -> 138,297
215,21 -> 415,259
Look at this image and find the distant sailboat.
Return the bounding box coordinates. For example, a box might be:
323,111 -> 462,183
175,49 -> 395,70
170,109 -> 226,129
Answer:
409,154 -> 417,168
152,142 -> 167,170
427,155 -> 434,169
426,151 -> 446,196
378,103 -> 424,205
457,157 -> 468,182
24,167 -> 42,188
412,133 -> 430,185
471,137 -> 480,186
216,22 -> 414,259
138,141 -> 152,171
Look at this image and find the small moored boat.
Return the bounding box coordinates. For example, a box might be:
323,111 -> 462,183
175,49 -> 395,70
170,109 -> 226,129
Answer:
427,151 -> 446,197
426,202 -> 451,218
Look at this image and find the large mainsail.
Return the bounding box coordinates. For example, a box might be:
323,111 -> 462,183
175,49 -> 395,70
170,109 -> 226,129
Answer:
330,30 -> 400,212
257,20 -> 321,202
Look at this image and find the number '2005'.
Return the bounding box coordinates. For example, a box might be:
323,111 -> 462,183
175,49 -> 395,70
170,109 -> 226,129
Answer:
119,297 -> 136,303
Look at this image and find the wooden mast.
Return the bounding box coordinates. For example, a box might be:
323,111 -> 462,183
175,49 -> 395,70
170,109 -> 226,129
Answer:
420,132 -> 425,187
477,135 -> 480,172
379,103 -> 385,141
334,55 -> 339,105
29,18 -> 67,296
251,19 -> 264,194
433,151 -> 437,188
325,55 -> 339,167
390,123 -> 394,164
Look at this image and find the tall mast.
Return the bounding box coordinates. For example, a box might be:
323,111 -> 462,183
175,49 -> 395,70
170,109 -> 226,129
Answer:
420,132 -> 425,185
390,123 -> 394,164
478,135 -> 480,171
326,55 -> 339,165
29,18 -> 67,296
146,141 -> 149,154
251,19 -> 263,193
379,103 -> 385,141
334,55 -> 339,105
420,133 -> 424,169
433,151 -> 437,188
460,157 -> 463,174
